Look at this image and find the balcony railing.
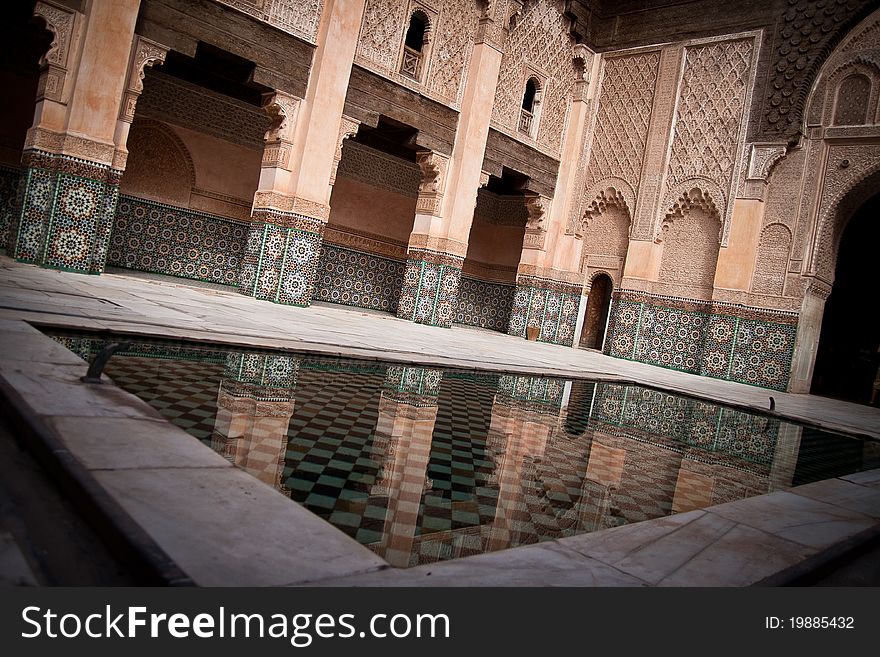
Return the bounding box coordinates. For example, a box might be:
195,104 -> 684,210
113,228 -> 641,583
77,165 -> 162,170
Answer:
519,108 -> 533,135
400,46 -> 422,80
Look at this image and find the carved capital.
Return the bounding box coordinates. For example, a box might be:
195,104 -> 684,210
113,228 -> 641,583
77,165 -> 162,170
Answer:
476,16 -> 506,52
329,115 -> 360,186
260,91 -> 300,168
262,91 -> 299,143
806,278 -> 832,300
119,35 -> 169,122
34,1 -> 75,68
128,36 -> 169,95
33,1 -> 78,102
572,44 -> 593,82
524,193 -> 550,232
415,150 -> 450,217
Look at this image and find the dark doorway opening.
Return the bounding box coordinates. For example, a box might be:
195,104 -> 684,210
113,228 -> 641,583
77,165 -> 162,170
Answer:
579,274 -> 612,350
811,193 -> 880,405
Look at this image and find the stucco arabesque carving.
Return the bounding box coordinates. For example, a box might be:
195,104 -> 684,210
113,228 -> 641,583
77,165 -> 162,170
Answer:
570,50 -> 661,237
119,36 -> 169,123
24,127 -> 116,167
656,180 -> 723,244
664,36 -> 756,248
523,193 -> 550,250
415,150 -> 450,217
329,116 -> 360,186
213,0 -> 323,45
251,191 -> 330,222
809,143 -> 880,282
579,178 -> 635,238
260,91 -> 300,169
356,0 -> 477,109
739,142 -> 788,199
33,1 -> 78,103
490,0 -> 576,157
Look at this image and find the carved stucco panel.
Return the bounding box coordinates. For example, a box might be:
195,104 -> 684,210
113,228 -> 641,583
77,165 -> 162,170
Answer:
810,142 -> 880,281
751,223 -> 793,297
336,140 -> 421,198
583,53 -> 660,204
119,36 -> 169,123
580,203 -> 630,283
658,207 -> 720,299
632,46 -> 682,241
355,0 -> 477,108
34,1 -> 75,68
136,72 -> 270,149
665,37 -> 756,245
490,0 -> 574,157
213,0 -> 324,44
474,189 -> 528,227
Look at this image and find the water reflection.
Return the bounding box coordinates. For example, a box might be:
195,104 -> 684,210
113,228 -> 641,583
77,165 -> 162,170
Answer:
50,334 -> 880,568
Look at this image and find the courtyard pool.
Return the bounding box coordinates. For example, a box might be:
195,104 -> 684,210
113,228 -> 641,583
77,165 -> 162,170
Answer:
48,331 -> 880,568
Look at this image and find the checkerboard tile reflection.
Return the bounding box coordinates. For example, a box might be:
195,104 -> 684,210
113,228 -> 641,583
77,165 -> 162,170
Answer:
56,334 -> 872,570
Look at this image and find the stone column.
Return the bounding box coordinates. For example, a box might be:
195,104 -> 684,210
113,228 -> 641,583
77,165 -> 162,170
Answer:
484,375 -> 559,552
241,0 -> 366,306
397,150 -> 459,325
371,366 -> 441,568
397,5 -> 505,327
211,352 -> 299,494
10,0 -> 141,274
507,47 -> 595,346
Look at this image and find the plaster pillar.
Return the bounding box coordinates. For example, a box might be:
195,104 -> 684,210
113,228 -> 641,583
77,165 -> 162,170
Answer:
788,280 -> 830,392
397,7 -> 504,327
713,199 -> 765,291
371,366 -> 441,568
241,0 -> 366,306
212,352 -> 300,494
10,0 -> 140,273
485,380 -> 557,552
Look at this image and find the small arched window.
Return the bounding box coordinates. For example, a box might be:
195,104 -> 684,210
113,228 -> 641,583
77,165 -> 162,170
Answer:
400,12 -> 429,80
519,77 -> 541,136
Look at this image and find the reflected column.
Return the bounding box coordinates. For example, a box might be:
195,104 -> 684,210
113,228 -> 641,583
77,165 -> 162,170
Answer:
211,352 -> 300,494
484,375 -> 562,552
370,366 -> 441,568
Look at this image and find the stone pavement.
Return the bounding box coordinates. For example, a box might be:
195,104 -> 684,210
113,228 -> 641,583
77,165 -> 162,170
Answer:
0,256 -> 878,438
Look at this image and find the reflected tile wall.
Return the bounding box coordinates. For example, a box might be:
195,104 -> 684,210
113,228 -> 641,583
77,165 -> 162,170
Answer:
45,331 -> 877,569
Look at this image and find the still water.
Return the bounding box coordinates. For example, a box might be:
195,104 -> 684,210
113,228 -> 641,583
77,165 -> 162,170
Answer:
50,332 -> 880,568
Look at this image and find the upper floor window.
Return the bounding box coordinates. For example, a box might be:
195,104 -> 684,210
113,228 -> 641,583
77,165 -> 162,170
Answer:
400,11 -> 429,81
519,77 -> 541,137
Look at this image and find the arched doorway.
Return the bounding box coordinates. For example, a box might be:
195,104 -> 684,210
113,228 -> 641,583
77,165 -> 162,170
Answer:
811,192 -> 880,404
579,273 -> 613,350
